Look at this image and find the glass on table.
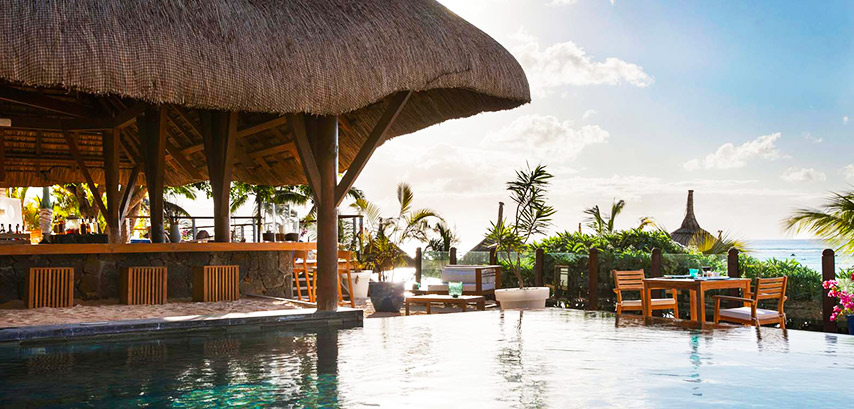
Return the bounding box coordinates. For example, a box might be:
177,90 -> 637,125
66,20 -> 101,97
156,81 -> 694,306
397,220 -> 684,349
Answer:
448,281 -> 463,298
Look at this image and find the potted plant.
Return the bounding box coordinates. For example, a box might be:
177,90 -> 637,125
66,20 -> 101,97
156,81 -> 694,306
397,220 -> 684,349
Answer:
486,164 -> 554,309
348,259 -> 372,301
823,272 -> 854,334
363,232 -> 406,312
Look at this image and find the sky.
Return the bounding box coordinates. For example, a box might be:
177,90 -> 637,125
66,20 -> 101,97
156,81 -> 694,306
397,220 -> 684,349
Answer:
188,1 -> 854,251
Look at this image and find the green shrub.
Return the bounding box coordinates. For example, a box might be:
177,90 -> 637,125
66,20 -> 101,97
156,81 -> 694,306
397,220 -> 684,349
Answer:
739,256 -> 821,301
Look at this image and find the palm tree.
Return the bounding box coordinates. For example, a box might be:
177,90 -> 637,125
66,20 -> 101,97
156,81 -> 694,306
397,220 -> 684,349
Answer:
785,191 -> 854,254
427,221 -> 459,252
584,199 -> 625,235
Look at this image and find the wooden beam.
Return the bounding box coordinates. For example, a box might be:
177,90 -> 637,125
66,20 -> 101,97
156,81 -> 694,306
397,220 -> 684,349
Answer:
119,163 -> 141,220
288,113 -> 322,202
139,107 -> 168,243
164,138 -> 204,180
112,103 -> 149,129
0,129 -> 5,182
334,91 -> 411,206
237,116 -> 288,138
102,129 -> 121,242
62,128 -> 109,217
2,116 -> 114,131
200,110 -> 238,242
246,141 -> 296,160
0,86 -> 102,118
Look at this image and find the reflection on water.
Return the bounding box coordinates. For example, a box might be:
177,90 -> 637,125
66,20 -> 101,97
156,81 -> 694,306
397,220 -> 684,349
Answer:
1,310 -> 853,408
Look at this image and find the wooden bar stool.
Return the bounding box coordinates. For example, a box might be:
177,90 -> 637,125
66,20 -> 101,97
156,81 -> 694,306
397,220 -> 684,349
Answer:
292,250 -> 315,302
310,250 -> 356,308
26,267 -> 74,308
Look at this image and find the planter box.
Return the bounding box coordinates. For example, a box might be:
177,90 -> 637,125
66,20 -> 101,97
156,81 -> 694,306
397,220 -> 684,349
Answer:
495,287 -> 549,310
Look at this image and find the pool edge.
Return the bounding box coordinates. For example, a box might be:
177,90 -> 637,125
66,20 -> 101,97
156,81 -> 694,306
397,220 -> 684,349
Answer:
0,308 -> 364,345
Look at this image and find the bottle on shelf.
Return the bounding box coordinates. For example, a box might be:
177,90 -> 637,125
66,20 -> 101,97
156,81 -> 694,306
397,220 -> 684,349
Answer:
0,225 -> 5,234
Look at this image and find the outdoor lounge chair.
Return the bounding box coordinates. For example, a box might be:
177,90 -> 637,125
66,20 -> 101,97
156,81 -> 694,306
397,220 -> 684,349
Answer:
613,269 -> 679,318
713,276 -> 787,328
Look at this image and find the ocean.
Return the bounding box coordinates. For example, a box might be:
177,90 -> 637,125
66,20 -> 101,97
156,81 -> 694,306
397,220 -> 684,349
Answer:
748,239 -> 853,273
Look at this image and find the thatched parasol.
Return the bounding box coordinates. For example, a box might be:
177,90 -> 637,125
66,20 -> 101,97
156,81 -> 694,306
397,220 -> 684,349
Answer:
0,0 -> 530,310
670,190 -> 713,246
0,0 -> 529,187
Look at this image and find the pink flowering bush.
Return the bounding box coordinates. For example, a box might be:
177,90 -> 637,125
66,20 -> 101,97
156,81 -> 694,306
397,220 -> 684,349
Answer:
824,272 -> 854,321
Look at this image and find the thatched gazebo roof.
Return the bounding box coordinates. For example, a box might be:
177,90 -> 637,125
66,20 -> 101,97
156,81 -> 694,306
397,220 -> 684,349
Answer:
670,190 -> 713,246
0,0 -> 530,188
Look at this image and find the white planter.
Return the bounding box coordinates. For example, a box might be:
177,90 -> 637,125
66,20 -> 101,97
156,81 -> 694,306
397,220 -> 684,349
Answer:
495,287 -> 550,310
348,270 -> 372,300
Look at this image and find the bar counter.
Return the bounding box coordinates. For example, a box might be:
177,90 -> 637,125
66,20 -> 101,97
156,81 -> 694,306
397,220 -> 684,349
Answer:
0,241 -> 316,256
0,242 -> 314,304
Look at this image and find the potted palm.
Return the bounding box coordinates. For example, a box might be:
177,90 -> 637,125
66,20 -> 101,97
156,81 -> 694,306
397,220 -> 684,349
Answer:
486,164 -> 554,309
364,231 -> 406,312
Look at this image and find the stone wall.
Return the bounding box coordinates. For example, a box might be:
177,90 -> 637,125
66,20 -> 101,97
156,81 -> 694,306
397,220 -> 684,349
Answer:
0,250 -> 293,303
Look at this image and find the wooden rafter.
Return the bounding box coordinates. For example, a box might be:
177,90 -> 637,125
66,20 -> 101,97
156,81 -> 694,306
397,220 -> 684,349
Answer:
288,113 -> 322,202
0,86 -> 102,118
112,103 -> 149,129
237,116 -> 288,138
119,163 -> 141,219
334,91 -> 411,206
2,116 -> 114,131
62,128 -> 109,217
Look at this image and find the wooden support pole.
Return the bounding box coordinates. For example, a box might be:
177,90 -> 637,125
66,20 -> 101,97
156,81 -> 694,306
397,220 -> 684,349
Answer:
822,249 -> 836,333
310,115 -> 339,311
119,163 -> 141,220
535,247 -> 544,287
651,247 -> 663,315
449,247 -> 457,265
415,247 -> 422,286
727,248 -> 739,278
0,129 -> 5,182
588,248 -> 599,311
139,107 -> 167,243
102,129 -> 121,243
200,110 -> 238,242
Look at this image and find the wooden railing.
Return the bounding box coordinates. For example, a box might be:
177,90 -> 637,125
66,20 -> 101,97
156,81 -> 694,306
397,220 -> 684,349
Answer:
120,267 -> 168,305
192,265 -> 240,302
26,267 -> 74,308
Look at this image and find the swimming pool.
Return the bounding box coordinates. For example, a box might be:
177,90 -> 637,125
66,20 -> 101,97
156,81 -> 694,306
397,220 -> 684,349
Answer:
0,309 -> 851,407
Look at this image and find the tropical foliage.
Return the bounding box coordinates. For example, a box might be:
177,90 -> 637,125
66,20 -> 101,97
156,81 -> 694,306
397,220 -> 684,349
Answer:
785,190 -> 854,255
584,199 -> 625,235
485,163 -> 556,288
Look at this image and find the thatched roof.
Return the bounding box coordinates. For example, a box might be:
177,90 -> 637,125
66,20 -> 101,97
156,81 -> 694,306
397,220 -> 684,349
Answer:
0,0 -> 530,187
670,190 -> 712,246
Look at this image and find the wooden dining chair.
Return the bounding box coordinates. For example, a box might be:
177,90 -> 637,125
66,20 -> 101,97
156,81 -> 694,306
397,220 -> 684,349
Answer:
713,276 -> 787,328
613,269 -> 679,318
292,250 -> 314,302
307,250 -> 357,308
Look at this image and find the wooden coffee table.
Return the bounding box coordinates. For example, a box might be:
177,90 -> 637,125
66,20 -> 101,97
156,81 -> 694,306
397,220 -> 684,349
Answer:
404,295 -> 486,315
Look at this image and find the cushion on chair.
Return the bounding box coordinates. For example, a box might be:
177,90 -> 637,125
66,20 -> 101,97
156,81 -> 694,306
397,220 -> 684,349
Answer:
719,307 -> 781,321
621,298 -> 676,308
426,282 -> 496,292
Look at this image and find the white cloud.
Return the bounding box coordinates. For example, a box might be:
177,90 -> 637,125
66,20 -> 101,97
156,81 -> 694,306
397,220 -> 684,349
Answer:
509,28 -> 654,96
844,116 -> 849,125
548,0 -> 578,4
684,132 -> 785,170
582,109 -> 598,120
802,132 -> 822,143
781,167 -> 826,183
842,164 -> 854,180
482,114 -> 609,159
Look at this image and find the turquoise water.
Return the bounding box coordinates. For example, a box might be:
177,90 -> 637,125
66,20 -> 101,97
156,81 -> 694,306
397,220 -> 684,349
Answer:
1,309 -> 853,408
749,239 -> 853,272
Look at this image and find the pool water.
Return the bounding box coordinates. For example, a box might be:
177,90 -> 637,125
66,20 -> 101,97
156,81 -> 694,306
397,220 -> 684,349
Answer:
1,309 -> 852,408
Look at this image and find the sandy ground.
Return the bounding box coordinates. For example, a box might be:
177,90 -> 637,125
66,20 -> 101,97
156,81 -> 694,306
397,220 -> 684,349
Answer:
0,297 -> 300,328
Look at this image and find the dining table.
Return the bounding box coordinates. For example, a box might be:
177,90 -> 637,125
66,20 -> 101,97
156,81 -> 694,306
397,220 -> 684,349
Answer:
642,276 -> 752,323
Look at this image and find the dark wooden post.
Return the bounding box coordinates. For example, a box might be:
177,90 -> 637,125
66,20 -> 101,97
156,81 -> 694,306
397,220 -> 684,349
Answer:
588,248 -> 599,311
139,107 -> 167,243
415,247 -> 422,285
822,249 -> 836,333
727,248 -> 739,278
312,115 -> 339,311
489,248 -> 498,265
449,247 -> 457,265
200,110 -> 238,242
101,129 -> 121,243
650,248 -> 662,278
535,248 -> 544,287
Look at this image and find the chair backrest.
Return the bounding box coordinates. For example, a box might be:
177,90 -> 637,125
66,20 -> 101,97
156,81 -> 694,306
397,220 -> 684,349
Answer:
613,270 -> 645,291
753,276 -> 787,303
338,250 -> 352,272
